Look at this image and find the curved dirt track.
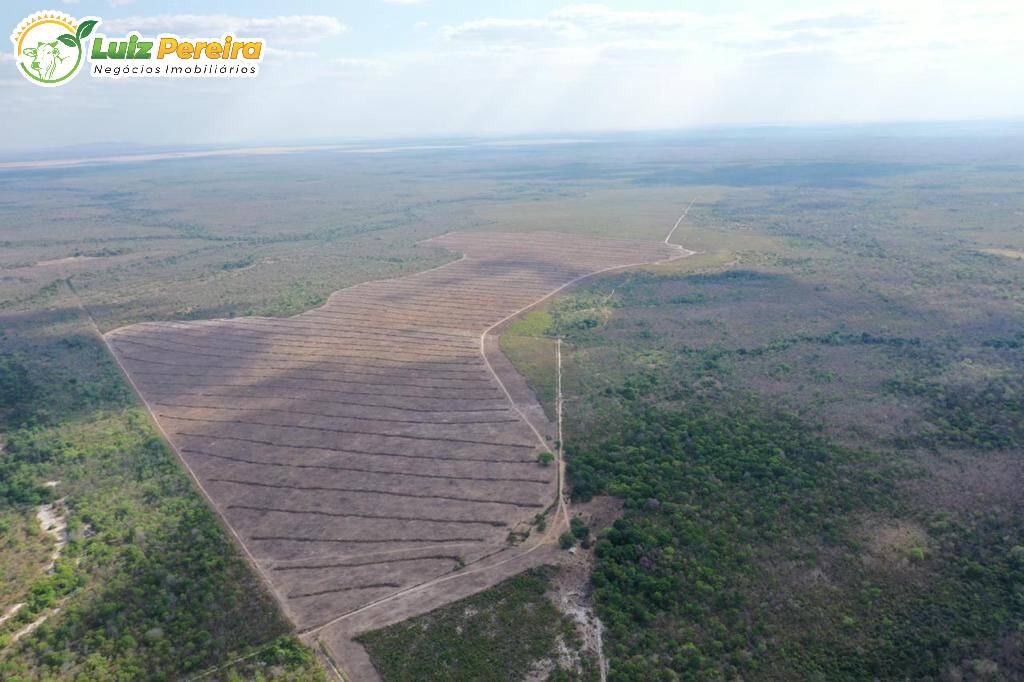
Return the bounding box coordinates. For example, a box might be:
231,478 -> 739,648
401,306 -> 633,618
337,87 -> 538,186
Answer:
105,230 -> 686,674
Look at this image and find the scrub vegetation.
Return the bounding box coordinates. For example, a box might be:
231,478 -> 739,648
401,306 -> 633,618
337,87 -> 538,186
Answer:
357,569 -> 595,682
508,160 -> 1024,679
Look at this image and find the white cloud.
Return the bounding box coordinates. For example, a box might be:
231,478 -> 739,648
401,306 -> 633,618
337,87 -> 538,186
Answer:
437,2 -> 1024,60
331,57 -> 392,70
549,4 -> 699,33
773,12 -> 882,32
439,5 -> 713,52
98,14 -> 349,41
440,18 -> 581,48
263,46 -> 319,61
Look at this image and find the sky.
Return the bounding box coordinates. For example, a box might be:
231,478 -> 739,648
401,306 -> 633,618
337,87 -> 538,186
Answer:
2,0 -> 1023,154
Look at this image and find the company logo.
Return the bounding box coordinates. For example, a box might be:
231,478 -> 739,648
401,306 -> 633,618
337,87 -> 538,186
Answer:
10,11 -> 97,87
11,11 -> 264,87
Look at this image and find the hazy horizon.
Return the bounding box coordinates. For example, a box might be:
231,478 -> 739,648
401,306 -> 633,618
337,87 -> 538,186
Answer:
3,119 -> 1024,169
4,0 -> 1024,154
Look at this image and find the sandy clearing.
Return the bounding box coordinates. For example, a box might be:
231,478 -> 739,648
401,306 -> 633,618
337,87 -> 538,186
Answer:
3,493 -> 70,647
0,603 -> 25,626
36,497 -> 68,574
10,607 -> 63,645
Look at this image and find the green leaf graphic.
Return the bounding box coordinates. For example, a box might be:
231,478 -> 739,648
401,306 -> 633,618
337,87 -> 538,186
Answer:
57,34 -> 78,48
76,19 -> 98,41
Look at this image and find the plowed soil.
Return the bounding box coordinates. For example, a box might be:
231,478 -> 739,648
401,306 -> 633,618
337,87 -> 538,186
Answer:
105,231 -> 683,672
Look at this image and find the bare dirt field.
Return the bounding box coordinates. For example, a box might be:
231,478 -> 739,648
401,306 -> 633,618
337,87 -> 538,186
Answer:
104,230 -> 682,675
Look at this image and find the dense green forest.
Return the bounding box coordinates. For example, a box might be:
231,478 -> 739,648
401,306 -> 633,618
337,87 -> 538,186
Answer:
569,403 -> 1023,679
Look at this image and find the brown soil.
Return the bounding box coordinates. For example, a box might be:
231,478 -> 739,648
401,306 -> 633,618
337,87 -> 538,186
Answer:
105,230 -> 684,677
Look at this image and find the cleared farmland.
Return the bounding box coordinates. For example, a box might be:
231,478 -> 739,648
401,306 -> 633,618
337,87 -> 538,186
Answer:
105,231 -> 681,634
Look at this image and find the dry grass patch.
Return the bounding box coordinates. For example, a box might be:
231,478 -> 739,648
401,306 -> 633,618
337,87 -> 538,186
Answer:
861,518 -> 931,571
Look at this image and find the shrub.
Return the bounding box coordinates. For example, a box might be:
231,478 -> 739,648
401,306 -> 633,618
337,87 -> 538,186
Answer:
570,516 -> 589,542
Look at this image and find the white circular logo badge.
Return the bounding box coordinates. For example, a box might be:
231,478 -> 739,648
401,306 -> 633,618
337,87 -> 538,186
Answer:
10,11 -> 98,87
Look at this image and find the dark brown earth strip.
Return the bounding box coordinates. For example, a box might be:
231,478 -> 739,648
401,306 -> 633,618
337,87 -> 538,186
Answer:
152,391 -> 512,414
174,432 -> 534,464
251,536 -> 485,545
183,449 -> 549,482
274,556 -> 461,572
160,414 -> 538,449
227,504 -> 508,527
152,402 -> 518,425
289,584 -> 402,599
208,478 -> 544,508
